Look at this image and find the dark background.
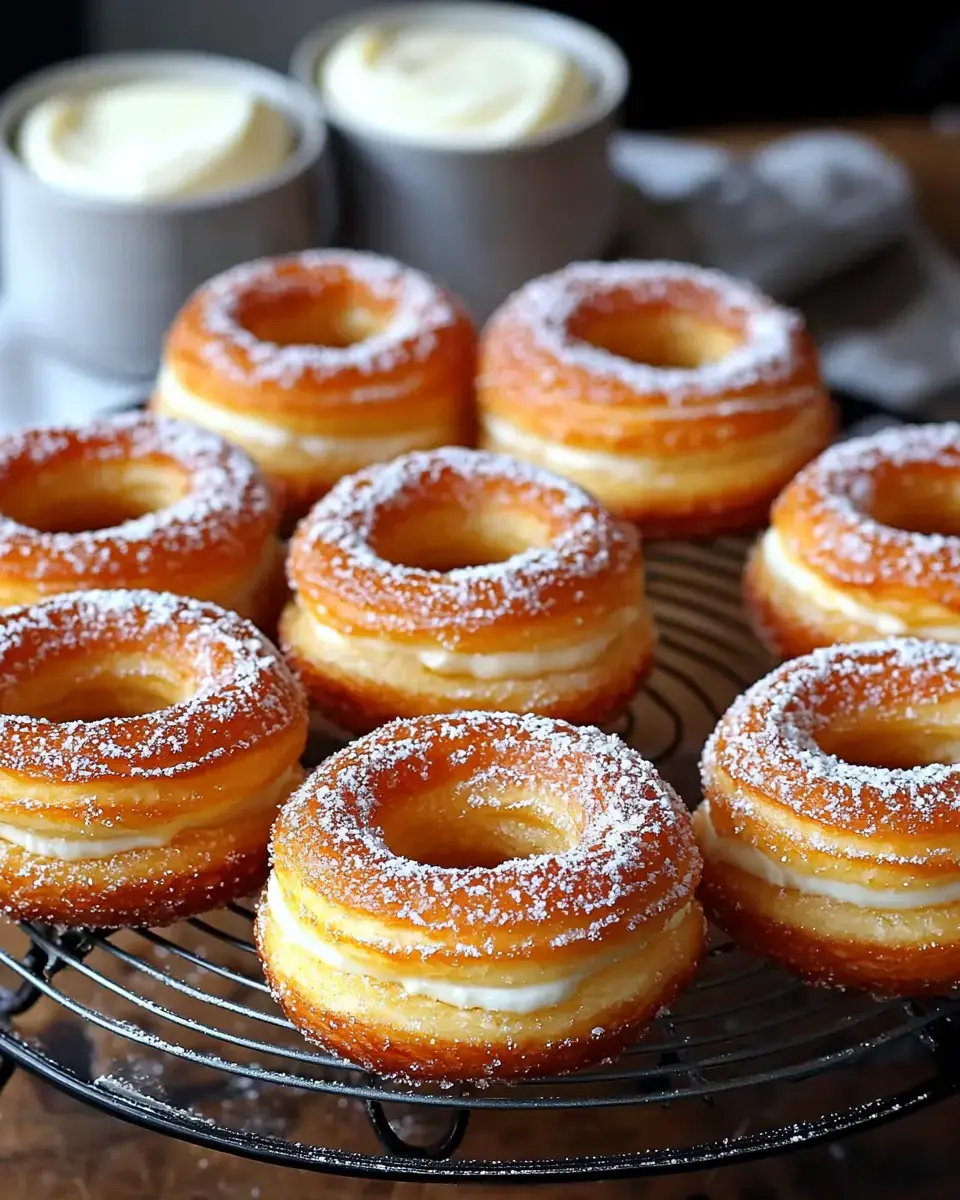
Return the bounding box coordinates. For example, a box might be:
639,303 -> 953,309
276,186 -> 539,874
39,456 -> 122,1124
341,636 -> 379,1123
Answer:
4,3 -> 960,128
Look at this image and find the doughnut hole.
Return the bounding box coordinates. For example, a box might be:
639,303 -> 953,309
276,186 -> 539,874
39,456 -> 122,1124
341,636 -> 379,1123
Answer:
234,279 -> 391,348
376,780 -> 581,869
0,652 -> 190,722
567,292 -> 742,369
369,496 -> 555,572
863,464 -> 960,537
0,460 -> 190,534
817,711 -> 960,771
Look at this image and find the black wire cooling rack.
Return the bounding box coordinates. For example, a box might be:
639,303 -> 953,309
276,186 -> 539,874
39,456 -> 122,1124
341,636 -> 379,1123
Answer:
0,537 -> 958,1185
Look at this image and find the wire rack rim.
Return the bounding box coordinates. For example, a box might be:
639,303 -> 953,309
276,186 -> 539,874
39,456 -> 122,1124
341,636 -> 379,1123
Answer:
1,1025 -> 957,1184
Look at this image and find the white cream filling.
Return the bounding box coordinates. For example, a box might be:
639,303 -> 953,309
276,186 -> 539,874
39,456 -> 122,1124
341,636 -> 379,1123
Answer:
482,414 -> 657,481
761,528 -> 960,639
155,366 -> 444,459
304,605 -> 639,681
0,766 -> 300,862
268,877 -> 681,1014
699,803 -> 960,910
760,528 -> 909,635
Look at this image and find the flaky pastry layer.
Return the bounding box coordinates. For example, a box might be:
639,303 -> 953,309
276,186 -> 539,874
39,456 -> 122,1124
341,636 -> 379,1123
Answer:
258,711 -> 703,1079
748,423 -> 960,657
155,251 -> 476,519
478,261 -> 834,536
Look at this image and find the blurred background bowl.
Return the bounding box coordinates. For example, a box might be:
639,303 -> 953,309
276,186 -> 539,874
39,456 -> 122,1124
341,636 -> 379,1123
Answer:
292,1 -> 629,321
0,51 -> 332,380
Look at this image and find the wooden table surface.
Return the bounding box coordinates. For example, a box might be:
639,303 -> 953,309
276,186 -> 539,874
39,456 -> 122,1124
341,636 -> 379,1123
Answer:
4,115 -> 960,1200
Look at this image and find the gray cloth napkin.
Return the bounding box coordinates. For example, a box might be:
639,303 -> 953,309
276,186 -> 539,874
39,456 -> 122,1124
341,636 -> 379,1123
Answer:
611,129 -> 960,416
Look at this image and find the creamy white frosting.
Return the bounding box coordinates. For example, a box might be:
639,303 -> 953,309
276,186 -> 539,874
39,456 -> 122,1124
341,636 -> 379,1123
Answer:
304,605 -> 639,681
267,876 -> 682,1014
0,767 -> 300,862
759,528 -> 960,639
699,803 -> 960,910
19,80 -> 291,201
155,366 -> 444,460
320,24 -> 592,148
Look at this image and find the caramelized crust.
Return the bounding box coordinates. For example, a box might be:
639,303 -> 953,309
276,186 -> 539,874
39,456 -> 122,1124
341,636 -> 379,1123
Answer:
0,415 -> 283,628
746,423 -> 960,657
0,590 -> 307,928
258,711 -> 704,1080
153,250 -> 477,520
281,447 -> 654,733
698,638 -> 960,993
478,260 -> 834,536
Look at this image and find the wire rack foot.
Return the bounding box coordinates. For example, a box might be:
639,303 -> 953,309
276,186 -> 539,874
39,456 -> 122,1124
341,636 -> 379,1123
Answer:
364,1100 -> 470,1160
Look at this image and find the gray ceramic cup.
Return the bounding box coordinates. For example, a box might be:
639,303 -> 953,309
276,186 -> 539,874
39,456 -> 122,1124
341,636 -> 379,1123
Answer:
0,53 -> 333,380
292,2 -> 629,321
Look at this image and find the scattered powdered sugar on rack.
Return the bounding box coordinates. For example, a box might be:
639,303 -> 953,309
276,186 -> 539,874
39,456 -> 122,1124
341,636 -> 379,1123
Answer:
0,589 -> 304,785
0,413 -> 274,583
702,637 -> 960,844
785,421 -> 960,588
275,711 -> 698,953
290,447 -> 639,642
197,249 -> 461,388
488,259 -> 807,407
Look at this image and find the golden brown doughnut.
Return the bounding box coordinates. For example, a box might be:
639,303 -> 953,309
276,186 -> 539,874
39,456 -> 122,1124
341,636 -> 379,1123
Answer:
0,415 -> 284,628
153,250 -> 477,521
746,422 -> 960,659
697,638 -> 960,994
257,710 -> 705,1081
0,589 -> 307,928
281,446 -> 654,735
478,260 -> 835,536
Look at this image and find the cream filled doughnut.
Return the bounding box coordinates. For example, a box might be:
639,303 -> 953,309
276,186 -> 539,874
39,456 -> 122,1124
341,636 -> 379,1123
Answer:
281,447 -> 654,734
257,710 -> 705,1081
698,638 -> 960,993
153,250 -> 476,521
0,589 -> 307,928
0,415 -> 284,627
478,260 -> 835,536
746,422 -> 960,658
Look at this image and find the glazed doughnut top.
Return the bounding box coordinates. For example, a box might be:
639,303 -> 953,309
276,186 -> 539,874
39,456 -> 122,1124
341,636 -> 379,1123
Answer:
482,260 -> 818,412
772,422 -> 960,609
0,414 -> 275,590
288,446 -> 640,647
0,589 -> 305,784
175,249 -> 467,396
703,637 -> 960,844
272,710 -> 699,950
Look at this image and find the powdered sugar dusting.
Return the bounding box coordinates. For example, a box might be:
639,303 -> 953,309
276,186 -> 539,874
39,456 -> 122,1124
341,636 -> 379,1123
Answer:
288,447 -> 639,644
197,249 -> 461,388
0,588 -> 305,784
781,421 -> 960,589
702,637 -> 960,842
0,414 -> 274,586
274,711 -> 699,952
486,259 -> 808,408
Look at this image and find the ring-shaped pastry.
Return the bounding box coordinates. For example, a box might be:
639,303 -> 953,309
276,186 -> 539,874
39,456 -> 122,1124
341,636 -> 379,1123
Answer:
257,710 -> 705,1080
281,447 -> 654,734
478,260 -> 834,536
746,422 -> 960,657
153,250 -> 476,521
0,589 -> 307,928
0,415 -> 284,626
697,638 -> 960,993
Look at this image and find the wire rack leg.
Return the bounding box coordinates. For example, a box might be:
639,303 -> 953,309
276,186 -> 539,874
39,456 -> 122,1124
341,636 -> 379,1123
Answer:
0,1053 -> 15,1096
363,1100 -> 469,1161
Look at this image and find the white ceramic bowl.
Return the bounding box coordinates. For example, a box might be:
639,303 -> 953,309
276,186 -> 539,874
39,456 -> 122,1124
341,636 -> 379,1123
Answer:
0,52 -> 333,380
292,2 -> 629,320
